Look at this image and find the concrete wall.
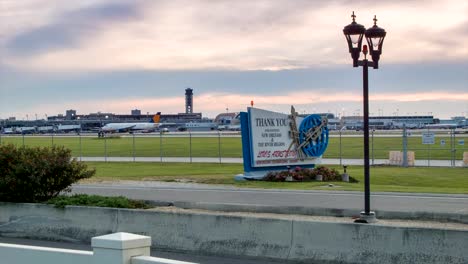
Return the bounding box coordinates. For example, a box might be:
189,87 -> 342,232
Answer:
1,203 -> 467,264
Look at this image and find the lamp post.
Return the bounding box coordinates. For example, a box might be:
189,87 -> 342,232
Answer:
343,11 -> 386,223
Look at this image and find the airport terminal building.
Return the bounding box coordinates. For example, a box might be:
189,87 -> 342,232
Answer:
342,115 -> 436,130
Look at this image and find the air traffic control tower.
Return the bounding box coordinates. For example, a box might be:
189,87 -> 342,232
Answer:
185,88 -> 193,114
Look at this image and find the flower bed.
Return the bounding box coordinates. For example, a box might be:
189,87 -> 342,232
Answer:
263,166 -> 359,182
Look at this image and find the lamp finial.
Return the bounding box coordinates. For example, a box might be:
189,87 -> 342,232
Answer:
351,11 -> 356,22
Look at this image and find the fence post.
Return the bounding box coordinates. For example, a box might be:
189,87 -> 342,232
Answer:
51,132 -> 54,146
22,133 -> 25,147
371,129 -> 375,165
160,132 -> 163,163
79,133 -> 82,162
132,133 -> 136,162
339,129 -> 342,166
427,127 -> 430,167
451,128 -> 456,167
218,131 -> 221,164
189,131 -> 192,163
104,135 -> 107,162
402,125 -> 408,167
91,232 -> 151,264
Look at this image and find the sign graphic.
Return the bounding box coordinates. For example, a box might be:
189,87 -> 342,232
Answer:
297,114 -> 329,157
241,106 -> 329,174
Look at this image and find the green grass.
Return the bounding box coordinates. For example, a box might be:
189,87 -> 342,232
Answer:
84,162 -> 468,194
87,162 -> 242,184
1,134 -> 466,160
0,136 -> 242,158
46,194 -> 152,209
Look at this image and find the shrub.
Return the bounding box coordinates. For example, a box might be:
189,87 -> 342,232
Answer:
46,194 -> 151,209
0,144 -> 95,203
310,166 -> 342,181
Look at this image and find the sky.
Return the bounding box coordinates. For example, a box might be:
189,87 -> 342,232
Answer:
0,0 -> 467,120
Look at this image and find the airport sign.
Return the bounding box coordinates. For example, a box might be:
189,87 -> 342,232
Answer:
239,106 -> 329,179
421,132 -> 435,145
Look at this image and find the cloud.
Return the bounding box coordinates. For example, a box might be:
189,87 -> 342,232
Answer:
1,1 -> 467,120
1,63 -> 466,110
4,1 -> 145,56
2,0 -> 467,71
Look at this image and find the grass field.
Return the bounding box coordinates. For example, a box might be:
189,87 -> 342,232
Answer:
85,162 -> 468,194
1,134 -> 466,160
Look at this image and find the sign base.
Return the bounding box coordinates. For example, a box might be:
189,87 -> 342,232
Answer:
234,168 -> 296,181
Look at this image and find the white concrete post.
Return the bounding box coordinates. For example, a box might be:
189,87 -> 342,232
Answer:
91,232 -> 151,264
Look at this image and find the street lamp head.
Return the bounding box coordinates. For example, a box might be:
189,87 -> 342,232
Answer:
343,11 -> 366,67
365,15 -> 386,69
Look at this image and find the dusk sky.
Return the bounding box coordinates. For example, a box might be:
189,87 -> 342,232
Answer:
1,0 -> 467,120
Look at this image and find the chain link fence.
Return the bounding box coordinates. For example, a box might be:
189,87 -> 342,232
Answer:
0,130 -> 466,167
329,128 -> 466,167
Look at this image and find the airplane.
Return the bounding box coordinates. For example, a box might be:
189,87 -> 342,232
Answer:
15,127 -> 36,134
227,125 -> 241,131
217,124 -> 241,131
424,123 -> 458,129
37,126 -> 55,133
2,127 -> 16,134
101,112 -> 164,133
57,124 -> 81,133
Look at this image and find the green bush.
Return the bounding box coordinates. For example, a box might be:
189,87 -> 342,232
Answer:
47,194 -> 151,209
0,144 -> 95,202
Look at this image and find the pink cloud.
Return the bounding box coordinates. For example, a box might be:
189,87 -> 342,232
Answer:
6,90 -> 466,120
55,91 -> 468,116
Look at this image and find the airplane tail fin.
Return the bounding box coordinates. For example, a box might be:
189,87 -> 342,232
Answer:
151,112 -> 161,123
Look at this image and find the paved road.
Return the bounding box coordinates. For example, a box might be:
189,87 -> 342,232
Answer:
72,182 -> 468,215
79,156 -> 466,167
0,237 -> 282,264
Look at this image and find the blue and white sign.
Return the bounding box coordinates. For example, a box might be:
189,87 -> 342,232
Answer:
237,106 -> 329,179
422,132 -> 435,145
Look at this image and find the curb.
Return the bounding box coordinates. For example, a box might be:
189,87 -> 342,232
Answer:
146,200 -> 468,224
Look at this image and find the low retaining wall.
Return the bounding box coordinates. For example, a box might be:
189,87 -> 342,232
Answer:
170,201 -> 468,224
1,203 -> 467,264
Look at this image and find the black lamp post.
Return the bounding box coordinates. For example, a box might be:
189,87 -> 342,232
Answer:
343,12 -> 386,223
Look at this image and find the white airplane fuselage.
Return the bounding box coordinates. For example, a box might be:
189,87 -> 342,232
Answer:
101,122 -> 158,132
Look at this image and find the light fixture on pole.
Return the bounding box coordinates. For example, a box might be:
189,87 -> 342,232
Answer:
343,12 -> 386,223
